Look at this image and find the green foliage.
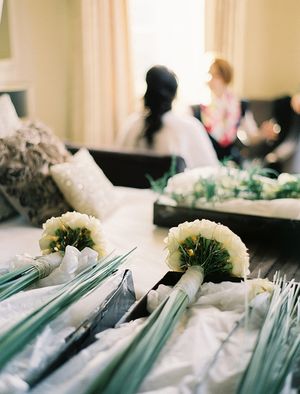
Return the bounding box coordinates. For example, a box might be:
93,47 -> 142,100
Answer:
146,156 -> 178,194
49,226 -> 95,254
237,276 -> 300,394
0,251 -> 133,370
169,164 -> 300,204
84,287 -> 190,394
179,235 -> 232,274
276,180 -> 300,198
0,265 -> 39,302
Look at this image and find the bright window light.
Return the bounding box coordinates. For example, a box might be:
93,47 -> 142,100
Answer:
128,0 -> 207,108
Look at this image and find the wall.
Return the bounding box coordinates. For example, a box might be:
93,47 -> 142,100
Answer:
243,0 -> 300,99
1,1 -> 300,139
0,0 -> 70,138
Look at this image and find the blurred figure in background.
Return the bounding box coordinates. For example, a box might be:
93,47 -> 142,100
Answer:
192,56 -> 281,165
198,57 -> 241,161
119,65 -> 219,169
291,93 -> 300,114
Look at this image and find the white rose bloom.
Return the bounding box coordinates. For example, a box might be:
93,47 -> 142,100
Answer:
247,278 -> 274,300
61,211 -> 91,229
219,170 -> 240,190
168,250 -> 182,271
261,180 -> 279,199
166,167 -> 217,196
278,173 -> 298,185
42,216 -> 63,235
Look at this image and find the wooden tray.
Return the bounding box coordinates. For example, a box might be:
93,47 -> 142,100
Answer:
153,200 -> 300,240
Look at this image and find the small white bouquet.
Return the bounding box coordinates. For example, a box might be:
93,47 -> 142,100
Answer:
39,211 -> 107,257
83,219 -> 249,394
166,218 -> 249,278
0,212 -> 107,302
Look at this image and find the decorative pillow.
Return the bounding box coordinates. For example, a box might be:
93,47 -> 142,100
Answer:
0,121 -> 71,226
50,148 -> 117,220
0,94 -> 22,137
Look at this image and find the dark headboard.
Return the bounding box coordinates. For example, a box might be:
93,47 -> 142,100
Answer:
66,144 -> 187,189
0,90 -> 28,117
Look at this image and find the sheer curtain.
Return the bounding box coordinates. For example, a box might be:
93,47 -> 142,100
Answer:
204,0 -> 247,95
70,0 -> 134,147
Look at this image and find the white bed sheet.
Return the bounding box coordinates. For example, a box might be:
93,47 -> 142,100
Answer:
0,187 -> 169,299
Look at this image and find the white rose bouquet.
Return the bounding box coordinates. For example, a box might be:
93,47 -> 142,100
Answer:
0,211 -> 107,302
84,219 -> 249,394
166,219 -> 249,277
39,211 -> 106,257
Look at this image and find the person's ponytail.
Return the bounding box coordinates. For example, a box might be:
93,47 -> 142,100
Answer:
141,66 -> 178,147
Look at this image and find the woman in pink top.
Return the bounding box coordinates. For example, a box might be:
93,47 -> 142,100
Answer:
200,57 -> 241,161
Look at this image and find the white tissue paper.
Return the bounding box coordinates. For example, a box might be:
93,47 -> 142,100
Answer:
0,246 -> 130,394
1,245 -> 98,288
29,280 -> 276,394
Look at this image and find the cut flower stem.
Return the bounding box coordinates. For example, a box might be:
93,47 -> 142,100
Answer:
83,219 -> 249,394
0,250 -> 133,371
85,266 -> 204,394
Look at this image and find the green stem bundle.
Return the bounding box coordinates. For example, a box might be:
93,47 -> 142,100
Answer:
237,276 -> 300,394
0,251 -> 132,371
84,266 -> 203,394
0,260 -> 57,302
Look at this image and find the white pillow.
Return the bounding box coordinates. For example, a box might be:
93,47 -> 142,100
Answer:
50,148 -> 117,220
0,94 -> 22,137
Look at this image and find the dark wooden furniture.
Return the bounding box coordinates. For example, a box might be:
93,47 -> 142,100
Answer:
66,144 -> 186,189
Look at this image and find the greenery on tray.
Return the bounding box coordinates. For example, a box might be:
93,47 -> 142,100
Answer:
164,164 -> 300,206
146,155 -> 178,193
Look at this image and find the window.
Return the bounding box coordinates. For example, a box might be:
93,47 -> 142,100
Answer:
128,0 -> 207,107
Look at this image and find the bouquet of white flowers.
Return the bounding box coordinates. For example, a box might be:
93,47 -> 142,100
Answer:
165,166 -> 300,205
83,219 -> 249,394
39,211 -> 106,257
0,212 -> 107,302
0,211 -> 134,372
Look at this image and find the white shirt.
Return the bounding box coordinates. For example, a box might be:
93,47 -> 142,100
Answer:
119,111 -> 219,169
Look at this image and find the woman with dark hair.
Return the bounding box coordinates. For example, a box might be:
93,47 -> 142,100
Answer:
120,65 -> 219,169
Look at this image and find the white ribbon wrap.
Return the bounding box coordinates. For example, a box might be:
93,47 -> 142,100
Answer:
174,265 -> 204,304
32,256 -> 62,279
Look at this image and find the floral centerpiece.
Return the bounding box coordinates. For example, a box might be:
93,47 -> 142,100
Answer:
165,166 -> 300,205
154,165 -> 300,228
